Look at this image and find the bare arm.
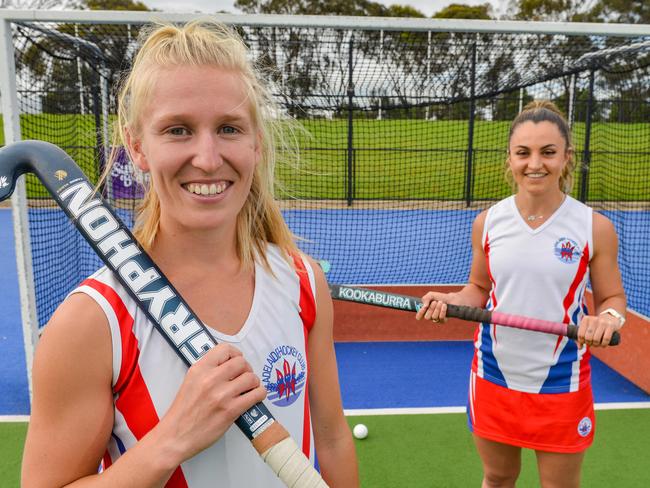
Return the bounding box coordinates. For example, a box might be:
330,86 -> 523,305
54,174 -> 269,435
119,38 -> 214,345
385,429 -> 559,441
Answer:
22,293 -> 267,487
416,211 -> 491,322
21,293 -> 177,487
305,256 -> 359,487
577,212 -> 626,347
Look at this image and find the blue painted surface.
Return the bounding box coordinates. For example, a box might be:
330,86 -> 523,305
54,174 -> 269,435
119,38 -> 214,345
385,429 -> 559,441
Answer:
601,210 -> 650,320
0,208 -> 30,414
287,209 -> 650,318
334,341 -> 650,410
27,208 -> 131,329
284,209 -> 478,285
1,208 -> 649,415
20,208 -> 650,328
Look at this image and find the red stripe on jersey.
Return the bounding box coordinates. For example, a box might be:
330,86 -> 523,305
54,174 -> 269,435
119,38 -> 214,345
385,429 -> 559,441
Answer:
468,372 -> 476,426
560,245 -> 592,387
561,244 -> 590,325
291,253 -> 316,458
476,232 -> 498,370
471,326 -> 479,373
81,278 -> 188,488
484,233 -> 498,312
579,345 -> 592,386
81,279 -> 137,393
291,253 -> 317,332
578,295 -> 592,385
301,318 -> 312,459
102,452 -> 112,470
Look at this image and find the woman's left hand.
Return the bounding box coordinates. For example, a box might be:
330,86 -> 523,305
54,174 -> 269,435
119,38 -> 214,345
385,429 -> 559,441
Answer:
577,313 -> 622,348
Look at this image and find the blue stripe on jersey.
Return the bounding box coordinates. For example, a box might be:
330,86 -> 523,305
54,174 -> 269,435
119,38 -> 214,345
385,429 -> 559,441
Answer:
572,285 -> 589,324
479,321 -> 507,387
540,339 -> 578,393
571,306 -> 581,326
112,433 -> 127,455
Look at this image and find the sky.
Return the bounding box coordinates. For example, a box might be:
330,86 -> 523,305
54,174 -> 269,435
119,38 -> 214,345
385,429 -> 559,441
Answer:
141,0 -> 504,18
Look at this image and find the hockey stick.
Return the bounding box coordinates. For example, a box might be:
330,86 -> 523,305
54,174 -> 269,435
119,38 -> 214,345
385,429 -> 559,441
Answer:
329,284 -> 621,346
0,140 -> 326,487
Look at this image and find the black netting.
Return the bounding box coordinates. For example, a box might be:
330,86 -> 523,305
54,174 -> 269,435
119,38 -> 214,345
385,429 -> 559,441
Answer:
3,21 -> 649,329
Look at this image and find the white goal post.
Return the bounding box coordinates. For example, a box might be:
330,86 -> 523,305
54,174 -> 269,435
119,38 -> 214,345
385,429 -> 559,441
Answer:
1,9 -> 649,404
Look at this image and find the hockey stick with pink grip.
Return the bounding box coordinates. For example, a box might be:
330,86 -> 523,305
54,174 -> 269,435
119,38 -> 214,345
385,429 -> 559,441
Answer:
330,284 -> 620,345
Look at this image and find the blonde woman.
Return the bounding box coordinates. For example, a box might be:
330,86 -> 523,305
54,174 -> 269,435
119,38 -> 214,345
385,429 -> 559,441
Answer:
417,101 -> 625,488
21,20 -> 358,487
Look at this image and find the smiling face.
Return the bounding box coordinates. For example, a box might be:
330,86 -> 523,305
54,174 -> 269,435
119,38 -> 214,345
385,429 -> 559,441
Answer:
127,65 -> 260,238
508,120 -> 571,197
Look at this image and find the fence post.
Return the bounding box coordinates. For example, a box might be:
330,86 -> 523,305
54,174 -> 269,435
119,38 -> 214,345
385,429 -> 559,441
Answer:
580,69 -> 595,203
568,73 -> 576,128
465,40 -> 477,206
346,36 -> 354,207
347,37 -> 354,206
91,69 -> 103,176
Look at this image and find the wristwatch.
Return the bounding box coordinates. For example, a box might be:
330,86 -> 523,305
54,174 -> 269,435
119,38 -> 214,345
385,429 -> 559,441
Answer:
599,308 -> 626,327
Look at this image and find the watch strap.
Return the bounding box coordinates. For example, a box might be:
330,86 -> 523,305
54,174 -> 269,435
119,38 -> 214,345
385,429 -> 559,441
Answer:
599,308 -> 626,327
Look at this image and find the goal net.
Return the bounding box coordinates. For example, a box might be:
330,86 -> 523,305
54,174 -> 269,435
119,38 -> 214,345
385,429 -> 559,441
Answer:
2,13 -> 649,339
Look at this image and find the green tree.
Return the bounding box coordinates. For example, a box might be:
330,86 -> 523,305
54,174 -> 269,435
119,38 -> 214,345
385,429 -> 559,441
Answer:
15,0 -> 150,114
505,0 -> 597,22
385,5 -> 425,17
504,1 -> 650,124
433,3 -> 493,19
233,0 -> 427,119
86,0 -> 148,10
235,0 -> 388,16
502,0 -> 603,122
426,4 -> 496,119
587,0 -> 650,24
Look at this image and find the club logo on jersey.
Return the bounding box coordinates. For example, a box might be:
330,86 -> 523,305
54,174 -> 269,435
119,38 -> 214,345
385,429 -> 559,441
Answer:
262,345 -> 307,407
577,416 -> 592,437
0,176 -> 8,189
54,170 -> 68,181
554,237 -> 582,264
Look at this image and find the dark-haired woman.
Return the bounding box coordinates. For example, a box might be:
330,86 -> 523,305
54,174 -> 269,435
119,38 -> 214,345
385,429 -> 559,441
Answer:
417,101 -> 625,488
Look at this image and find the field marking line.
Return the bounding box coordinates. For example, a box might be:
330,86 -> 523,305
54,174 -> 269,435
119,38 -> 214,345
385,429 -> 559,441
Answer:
345,407 -> 465,416
344,401 -> 650,417
4,402 -> 649,423
0,415 -> 29,422
594,401 -> 650,410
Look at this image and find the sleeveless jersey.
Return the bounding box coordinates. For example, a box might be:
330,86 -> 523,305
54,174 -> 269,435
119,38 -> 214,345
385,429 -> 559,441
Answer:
474,195 -> 593,394
71,244 -> 317,487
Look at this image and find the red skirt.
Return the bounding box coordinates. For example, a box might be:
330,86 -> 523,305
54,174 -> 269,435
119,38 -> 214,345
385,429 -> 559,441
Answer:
467,371 -> 595,453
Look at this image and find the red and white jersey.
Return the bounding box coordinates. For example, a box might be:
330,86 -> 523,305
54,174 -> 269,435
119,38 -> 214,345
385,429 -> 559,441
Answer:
474,195 -> 593,394
72,244 -> 317,488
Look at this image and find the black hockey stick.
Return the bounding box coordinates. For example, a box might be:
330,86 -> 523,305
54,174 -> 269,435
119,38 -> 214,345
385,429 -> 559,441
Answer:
0,140 -> 326,487
330,284 -> 620,346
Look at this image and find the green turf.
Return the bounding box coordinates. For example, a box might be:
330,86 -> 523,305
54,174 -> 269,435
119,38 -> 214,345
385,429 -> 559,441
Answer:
346,408 -> 650,487
3,115 -> 649,201
2,409 -> 648,486
0,422 -> 27,486
280,119 -> 650,201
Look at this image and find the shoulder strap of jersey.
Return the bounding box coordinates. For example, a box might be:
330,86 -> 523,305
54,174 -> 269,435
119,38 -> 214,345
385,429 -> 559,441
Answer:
290,252 -> 317,333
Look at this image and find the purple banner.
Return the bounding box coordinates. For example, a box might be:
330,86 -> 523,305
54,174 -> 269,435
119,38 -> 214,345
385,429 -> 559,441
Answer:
109,147 -> 145,199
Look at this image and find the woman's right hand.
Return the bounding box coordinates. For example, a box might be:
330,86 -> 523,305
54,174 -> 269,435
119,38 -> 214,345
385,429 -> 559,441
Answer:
154,343 -> 267,465
416,292 -> 460,324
